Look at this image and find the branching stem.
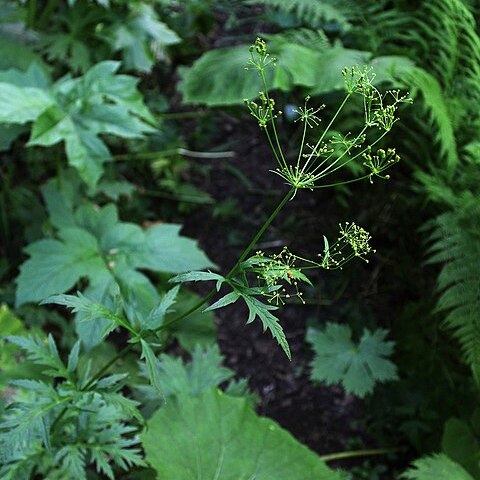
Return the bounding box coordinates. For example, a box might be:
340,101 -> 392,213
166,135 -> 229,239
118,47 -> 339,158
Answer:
83,188 -> 295,387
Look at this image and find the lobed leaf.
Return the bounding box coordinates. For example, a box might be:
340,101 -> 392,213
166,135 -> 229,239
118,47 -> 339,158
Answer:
142,389 -> 344,480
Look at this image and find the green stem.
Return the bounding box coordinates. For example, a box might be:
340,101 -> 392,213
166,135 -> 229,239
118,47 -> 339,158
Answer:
39,396 -> 74,436
158,187 -> 295,331
301,93 -> 351,174
296,112 -> 308,171
83,344 -> 133,390
83,188 -> 295,386
260,70 -> 287,169
319,447 -> 400,463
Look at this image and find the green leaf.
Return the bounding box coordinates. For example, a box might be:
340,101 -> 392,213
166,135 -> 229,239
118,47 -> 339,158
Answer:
307,323 -> 397,397
407,68 -> 458,173
0,38 -> 50,73
16,228 -> 104,306
0,305 -> 28,388
0,60 -> 154,187
41,179 -> 77,229
243,295 -> 291,359
138,345 -> 233,399
42,292 -> 121,340
272,43 -> 321,91
16,201 -> 214,309
246,0 -> 353,30
204,291 -> 241,311
180,45 -> 264,106
180,39 -> 369,106
109,4 -> 180,72
28,104 -> 113,187
441,418 -> 480,478
140,340 -> 162,392
142,389 -> 343,480
0,62 -> 50,89
6,334 -> 68,378
67,341 -> 81,373
402,454 -> 475,480
0,83 -> 53,124
138,225 -> 215,273
144,286 -> 180,330
307,47 -> 371,96
170,270 -> 224,284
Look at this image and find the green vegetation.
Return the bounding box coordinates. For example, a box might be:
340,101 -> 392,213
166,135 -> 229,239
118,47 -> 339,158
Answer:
0,1 -> 479,478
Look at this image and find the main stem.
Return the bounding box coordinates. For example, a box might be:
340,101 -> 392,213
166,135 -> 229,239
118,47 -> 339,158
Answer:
84,188 -> 295,388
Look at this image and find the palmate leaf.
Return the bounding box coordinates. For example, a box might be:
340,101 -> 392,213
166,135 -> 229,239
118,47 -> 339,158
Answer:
16,200 -> 214,307
402,454 -> 474,480
0,61 -> 154,187
15,228 -> 104,306
142,389 -> 343,480
307,323 -> 397,397
0,83 -> 53,123
109,4 -> 180,72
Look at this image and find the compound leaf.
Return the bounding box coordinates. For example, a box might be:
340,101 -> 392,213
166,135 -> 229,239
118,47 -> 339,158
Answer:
243,296 -> 290,360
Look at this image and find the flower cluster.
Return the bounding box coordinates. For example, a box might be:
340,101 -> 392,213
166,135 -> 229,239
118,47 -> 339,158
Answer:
363,147 -> 400,183
244,40 -> 412,193
245,92 -> 279,128
247,37 -> 276,72
242,248 -> 310,305
317,222 -> 375,269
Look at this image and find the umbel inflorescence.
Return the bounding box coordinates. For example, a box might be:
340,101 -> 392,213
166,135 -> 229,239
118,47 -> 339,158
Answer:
173,38 -> 412,358
245,37 -> 412,193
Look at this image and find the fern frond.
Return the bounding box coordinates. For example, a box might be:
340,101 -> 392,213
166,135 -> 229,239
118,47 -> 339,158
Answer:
246,0 -> 356,30
427,198 -> 480,380
407,68 -> 458,173
356,0 -> 480,173
266,28 -> 330,51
